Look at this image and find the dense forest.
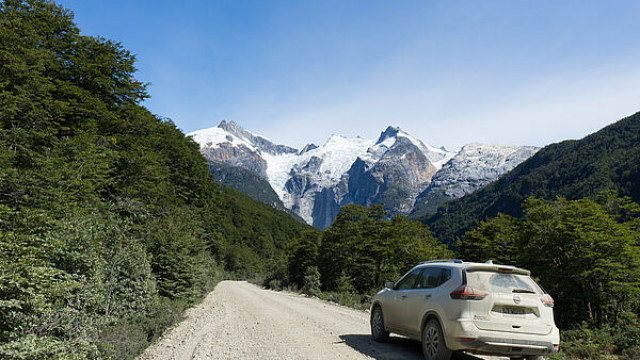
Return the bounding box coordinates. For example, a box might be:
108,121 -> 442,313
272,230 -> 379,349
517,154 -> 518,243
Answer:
0,1 -> 308,358
423,112 -> 640,244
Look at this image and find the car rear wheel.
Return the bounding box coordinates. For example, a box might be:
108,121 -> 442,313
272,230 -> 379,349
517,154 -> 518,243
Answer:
422,319 -> 452,360
370,306 -> 389,342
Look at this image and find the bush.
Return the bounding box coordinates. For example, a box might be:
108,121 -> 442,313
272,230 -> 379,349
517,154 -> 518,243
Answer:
267,279 -> 282,291
551,319 -> 640,360
317,292 -> 371,310
301,266 -> 321,297
96,297 -> 188,359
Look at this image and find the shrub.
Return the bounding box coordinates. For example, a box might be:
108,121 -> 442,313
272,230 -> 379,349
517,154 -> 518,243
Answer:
302,266 -> 321,296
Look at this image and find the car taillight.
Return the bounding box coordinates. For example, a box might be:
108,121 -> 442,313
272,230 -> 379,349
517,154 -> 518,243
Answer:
541,294 -> 555,308
450,285 -> 486,300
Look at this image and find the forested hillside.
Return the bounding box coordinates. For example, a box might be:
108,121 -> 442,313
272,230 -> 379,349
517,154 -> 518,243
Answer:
207,161 -> 306,223
208,161 -> 285,209
423,112 -> 640,244
0,1 -> 308,358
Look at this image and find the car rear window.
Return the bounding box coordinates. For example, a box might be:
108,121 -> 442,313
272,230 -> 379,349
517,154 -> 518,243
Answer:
466,270 -> 543,295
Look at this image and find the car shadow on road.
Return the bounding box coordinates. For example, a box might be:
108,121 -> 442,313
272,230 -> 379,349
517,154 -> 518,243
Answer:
339,334 -> 488,360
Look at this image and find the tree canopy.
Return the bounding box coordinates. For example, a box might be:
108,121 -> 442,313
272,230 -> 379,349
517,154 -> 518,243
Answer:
457,194 -> 640,328
0,1 -> 309,358
284,204 -> 452,294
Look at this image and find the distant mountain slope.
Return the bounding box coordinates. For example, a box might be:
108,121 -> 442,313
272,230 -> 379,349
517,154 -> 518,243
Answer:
411,143 -> 539,218
208,161 -> 306,222
189,122 -> 456,228
208,161 -> 286,209
423,111 -> 640,244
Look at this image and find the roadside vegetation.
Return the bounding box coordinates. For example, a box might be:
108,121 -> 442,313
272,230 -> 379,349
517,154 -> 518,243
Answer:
267,194 -> 640,359
0,1 -> 308,359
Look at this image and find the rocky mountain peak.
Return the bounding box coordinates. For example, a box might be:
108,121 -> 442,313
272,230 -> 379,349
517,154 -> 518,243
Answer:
375,126 -> 401,145
216,120 -> 298,156
218,120 -> 246,137
411,143 -> 540,217
299,143 -> 319,155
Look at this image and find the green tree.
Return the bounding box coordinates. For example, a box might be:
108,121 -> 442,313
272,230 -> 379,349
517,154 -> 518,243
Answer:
0,1 -> 307,358
457,195 -> 640,328
456,213 -> 520,264
287,229 -> 322,289
319,204 -> 452,293
520,196 -> 640,327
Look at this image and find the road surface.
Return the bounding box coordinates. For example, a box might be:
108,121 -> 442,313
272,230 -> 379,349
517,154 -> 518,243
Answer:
139,281 -> 508,360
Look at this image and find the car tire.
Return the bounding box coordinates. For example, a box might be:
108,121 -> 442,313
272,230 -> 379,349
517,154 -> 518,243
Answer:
370,306 -> 389,342
524,356 -> 545,360
422,319 -> 452,360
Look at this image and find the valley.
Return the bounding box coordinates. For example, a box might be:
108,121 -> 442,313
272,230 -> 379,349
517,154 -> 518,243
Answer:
189,121 -> 538,228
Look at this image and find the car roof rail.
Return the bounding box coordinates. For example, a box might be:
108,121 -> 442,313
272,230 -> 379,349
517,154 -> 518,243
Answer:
420,259 -> 464,264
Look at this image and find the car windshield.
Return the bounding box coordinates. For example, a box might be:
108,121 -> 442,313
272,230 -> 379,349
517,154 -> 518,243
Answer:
466,270 -> 543,295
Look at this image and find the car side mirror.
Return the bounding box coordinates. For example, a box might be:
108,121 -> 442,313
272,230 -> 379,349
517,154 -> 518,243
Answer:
385,280 -> 395,289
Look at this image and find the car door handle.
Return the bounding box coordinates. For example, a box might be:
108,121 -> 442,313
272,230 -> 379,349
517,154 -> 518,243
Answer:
425,295 -> 432,299
401,295 -> 407,299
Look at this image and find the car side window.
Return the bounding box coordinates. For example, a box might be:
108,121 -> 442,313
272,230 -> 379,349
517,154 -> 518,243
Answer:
439,269 -> 451,285
395,268 -> 422,290
416,268 -> 451,289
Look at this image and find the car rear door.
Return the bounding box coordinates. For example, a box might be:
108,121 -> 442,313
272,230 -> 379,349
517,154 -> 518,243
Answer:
466,270 -> 556,336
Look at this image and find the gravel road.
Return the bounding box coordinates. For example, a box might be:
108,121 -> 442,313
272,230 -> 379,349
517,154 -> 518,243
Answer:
139,280 -> 509,360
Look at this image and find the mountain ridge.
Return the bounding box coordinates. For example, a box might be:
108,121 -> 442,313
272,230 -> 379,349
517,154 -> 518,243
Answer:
188,121 -> 539,228
422,111 -> 640,244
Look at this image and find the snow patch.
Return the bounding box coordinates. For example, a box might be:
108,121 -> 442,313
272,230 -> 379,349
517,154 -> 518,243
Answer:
187,126 -> 257,152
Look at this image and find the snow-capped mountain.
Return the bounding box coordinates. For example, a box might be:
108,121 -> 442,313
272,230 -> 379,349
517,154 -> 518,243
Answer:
275,127 -> 453,228
189,120 -> 297,178
411,143 -> 540,217
187,121 -> 537,228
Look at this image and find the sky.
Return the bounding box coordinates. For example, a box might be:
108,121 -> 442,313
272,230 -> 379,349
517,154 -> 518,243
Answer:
59,0 -> 640,151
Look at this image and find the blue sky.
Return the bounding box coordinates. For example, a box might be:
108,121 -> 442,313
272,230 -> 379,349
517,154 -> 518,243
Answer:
59,0 -> 640,150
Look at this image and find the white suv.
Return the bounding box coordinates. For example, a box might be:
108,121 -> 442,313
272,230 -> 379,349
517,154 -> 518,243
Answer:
370,260 -> 560,360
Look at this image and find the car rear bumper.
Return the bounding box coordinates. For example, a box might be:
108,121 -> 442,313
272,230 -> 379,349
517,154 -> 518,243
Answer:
445,319 -> 560,356
454,336 -> 557,356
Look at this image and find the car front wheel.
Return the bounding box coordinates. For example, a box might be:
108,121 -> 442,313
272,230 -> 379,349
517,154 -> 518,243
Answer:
370,306 -> 389,342
422,319 -> 452,360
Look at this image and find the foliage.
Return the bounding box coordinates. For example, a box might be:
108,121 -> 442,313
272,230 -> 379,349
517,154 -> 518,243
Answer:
286,229 -> 321,289
549,316 -> 640,360
457,194 -> 640,358
458,195 -> 640,328
0,1 -> 308,358
316,291 -> 372,311
423,111 -> 640,244
282,204 -> 453,294
301,266 -> 321,296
